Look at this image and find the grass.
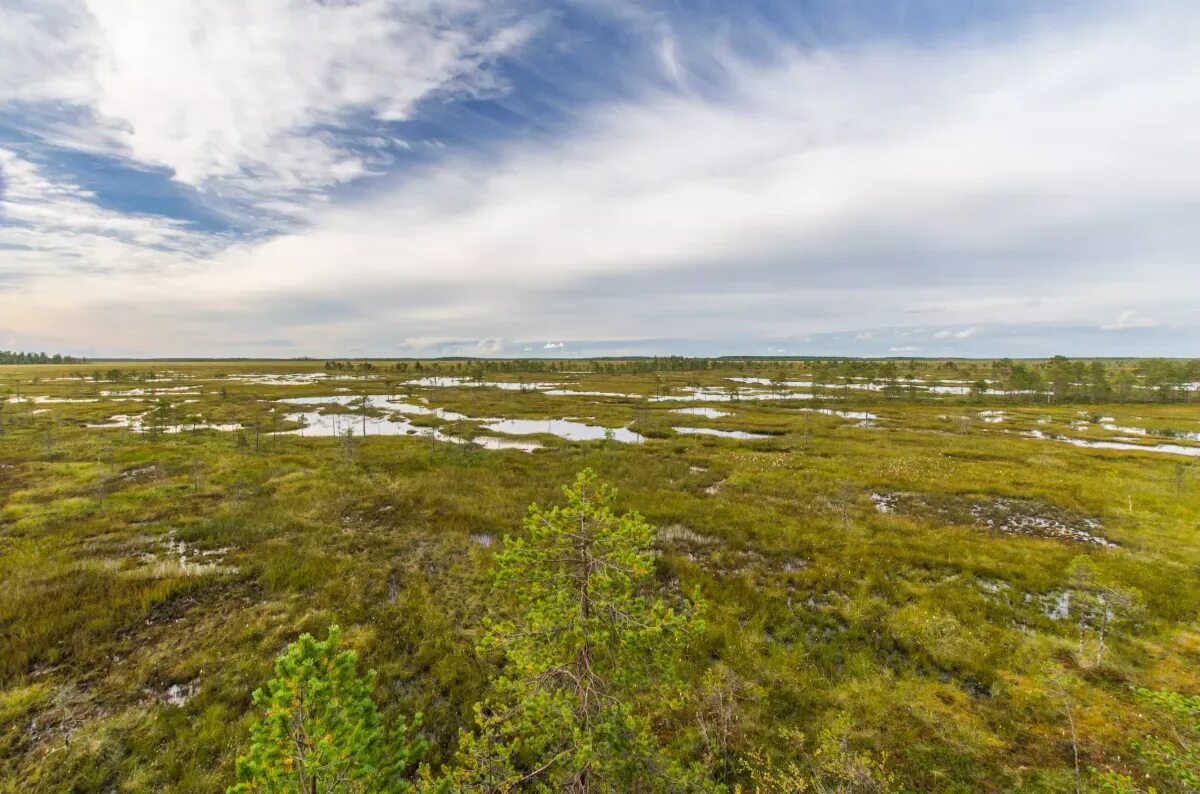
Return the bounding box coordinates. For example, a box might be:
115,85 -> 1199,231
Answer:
0,359 -> 1197,791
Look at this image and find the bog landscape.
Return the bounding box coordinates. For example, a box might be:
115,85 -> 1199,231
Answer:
0,356 -> 1197,792
3,1 -> 1199,791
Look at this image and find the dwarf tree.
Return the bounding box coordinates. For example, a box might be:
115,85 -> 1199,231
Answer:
449,469 -> 709,792
230,625 -> 426,794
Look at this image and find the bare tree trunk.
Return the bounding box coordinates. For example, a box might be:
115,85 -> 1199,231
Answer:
1061,688 -> 1081,794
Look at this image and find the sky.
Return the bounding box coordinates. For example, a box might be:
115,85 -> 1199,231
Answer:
0,0 -> 1197,359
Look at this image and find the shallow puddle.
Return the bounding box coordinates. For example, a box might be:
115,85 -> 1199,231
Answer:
653,386 -> 813,402
278,410 -> 541,451
482,418 -> 642,443
86,413 -> 241,433
1021,430 -> 1200,458
671,407 -> 731,419
8,395 -> 101,404
1100,423 -> 1200,441
1060,437 -> 1200,458
542,389 -> 640,398
223,373 -> 331,385
405,377 -> 561,391
278,395 -> 374,406
799,407 -> 878,421
100,387 -> 200,397
673,427 -> 770,440
278,410 -> 417,437
279,395 -> 477,421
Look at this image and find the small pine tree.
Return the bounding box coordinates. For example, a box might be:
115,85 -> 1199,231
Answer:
230,625 -> 426,794
448,469 -> 710,792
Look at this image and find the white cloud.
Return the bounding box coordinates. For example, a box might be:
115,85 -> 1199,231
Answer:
184,1 -> 1197,318
889,346 -> 921,353
397,336 -> 460,351
397,335 -> 502,354
934,327 -> 979,340
1,0 -> 533,213
544,342 -> 565,349
0,147 -> 223,278
1101,310 -> 1158,331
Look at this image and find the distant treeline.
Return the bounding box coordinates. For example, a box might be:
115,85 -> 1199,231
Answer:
323,355 -> 719,374
323,355 -> 1200,403
0,350 -> 86,365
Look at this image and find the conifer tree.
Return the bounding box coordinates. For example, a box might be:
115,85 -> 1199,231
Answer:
449,469 -> 710,792
230,625 -> 426,794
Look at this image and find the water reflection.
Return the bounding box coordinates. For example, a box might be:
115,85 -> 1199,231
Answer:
482,418 -> 643,443
674,427 -> 770,440
1021,430 -> 1200,458
671,407 -> 730,419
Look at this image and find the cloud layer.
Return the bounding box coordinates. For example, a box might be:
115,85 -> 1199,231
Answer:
2,0 -> 532,213
1,1 -> 1197,357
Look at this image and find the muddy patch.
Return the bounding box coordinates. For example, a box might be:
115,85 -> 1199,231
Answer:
871,492 -> 1114,547
121,530 -> 237,579
1025,589 -> 1072,620
143,679 -> 200,707
969,499 -> 1114,547
870,493 -> 898,513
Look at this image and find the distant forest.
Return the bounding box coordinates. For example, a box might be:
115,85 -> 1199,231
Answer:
0,350 -> 87,365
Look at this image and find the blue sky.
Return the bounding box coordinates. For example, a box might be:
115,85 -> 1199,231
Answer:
0,0 -> 1197,358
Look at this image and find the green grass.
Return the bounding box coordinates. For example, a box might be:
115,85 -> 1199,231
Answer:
0,359 -> 1197,792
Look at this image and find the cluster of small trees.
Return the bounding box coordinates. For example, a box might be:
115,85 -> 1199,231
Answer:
811,357 -> 1199,404
230,472 -> 895,793
324,361 -> 383,372
0,350 -> 85,364
990,357 -> 1200,403
324,361 -> 426,373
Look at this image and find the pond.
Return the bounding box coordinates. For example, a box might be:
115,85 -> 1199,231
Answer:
481,418 -> 643,443
798,408 -> 879,421
673,427 -> 770,440
653,386 -> 814,402
671,407 -> 731,419
277,410 -> 541,451
277,395 -> 477,421
1021,430 -> 1200,458
85,413 -> 242,433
